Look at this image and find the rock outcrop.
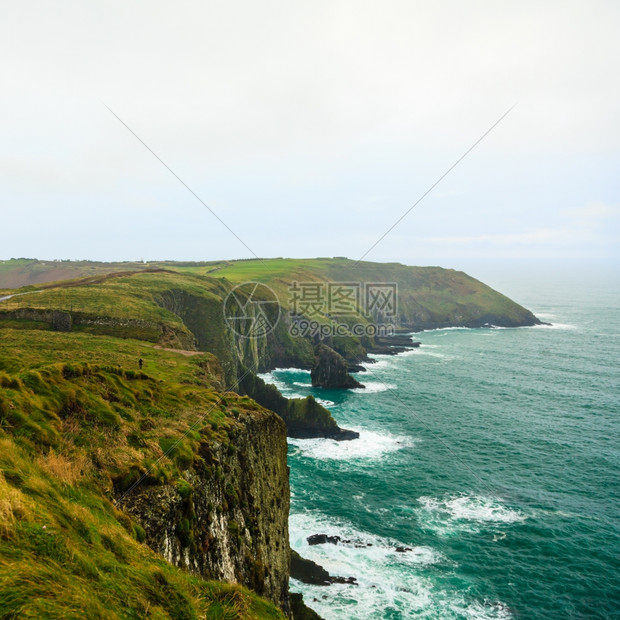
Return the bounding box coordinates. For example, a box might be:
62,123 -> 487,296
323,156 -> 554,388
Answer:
290,593 -> 325,620
117,407 -> 291,613
290,549 -> 357,587
310,344 -> 364,389
241,372 -> 359,440
366,334 -> 421,355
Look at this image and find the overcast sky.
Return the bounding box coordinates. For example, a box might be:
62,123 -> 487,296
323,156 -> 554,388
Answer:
1,0 -> 619,269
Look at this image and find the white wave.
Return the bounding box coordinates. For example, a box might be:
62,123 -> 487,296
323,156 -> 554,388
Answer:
256,371 -> 310,398
289,511 -> 441,571
256,372 -> 288,392
315,398 -> 335,407
456,600 -> 513,620
399,347 -> 452,360
421,326 -> 470,333
415,494 -> 525,536
361,354 -> 394,370
351,382 -> 397,393
289,511 -> 512,620
360,359 -> 392,370
398,348 -> 423,356
293,381 -> 311,387
288,429 -> 414,461
528,322 -> 577,330
257,369 -> 312,386
487,322 -> 577,331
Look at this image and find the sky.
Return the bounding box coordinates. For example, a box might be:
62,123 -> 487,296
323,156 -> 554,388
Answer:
1,0 -> 619,270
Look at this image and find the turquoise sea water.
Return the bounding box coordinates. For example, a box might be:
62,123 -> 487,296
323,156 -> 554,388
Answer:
261,268 -> 620,619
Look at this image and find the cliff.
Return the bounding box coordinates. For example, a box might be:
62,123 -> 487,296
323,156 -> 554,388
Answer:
0,258 -> 543,336
0,261 -> 544,442
0,337 -> 291,617
0,271 -> 359,441
153,282 -> 314,387
310,344 -> 364,389
118,404 -> 291,611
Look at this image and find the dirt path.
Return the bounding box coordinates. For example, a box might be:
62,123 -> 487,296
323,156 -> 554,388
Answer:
0,290 -> 43,304
152,345 -> 203,357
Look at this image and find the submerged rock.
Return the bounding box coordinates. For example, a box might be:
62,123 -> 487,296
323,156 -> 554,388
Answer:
330,576 -> 358,585
307,534 -> 342,546
308,533 -> 414,555
366,335 -> 421,355
290,549 -> 331,585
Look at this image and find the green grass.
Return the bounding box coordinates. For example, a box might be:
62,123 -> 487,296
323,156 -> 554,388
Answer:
0,258 -> 152,289
0,257 -> 536,329
193,258 -> 535,328
0,259 -> 538,388
0,328 -> 219,385
0,271 -> 234,353
0,325 -> 285,619
0,272 -> 195,322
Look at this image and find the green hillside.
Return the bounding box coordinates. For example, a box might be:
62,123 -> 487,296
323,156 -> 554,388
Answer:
0,257 -> 540,331
0,258 -> 151,290
186,258 -> 538,328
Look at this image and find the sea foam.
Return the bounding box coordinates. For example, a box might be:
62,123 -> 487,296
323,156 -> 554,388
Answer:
289,511 -> 512,619
288,428 -> 414,461
351,382 -> 397,393
415,494 -> 525,536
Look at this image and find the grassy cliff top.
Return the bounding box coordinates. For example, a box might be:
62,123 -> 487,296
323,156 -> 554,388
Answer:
0,257 -> 539,329
0,324 -> 285,619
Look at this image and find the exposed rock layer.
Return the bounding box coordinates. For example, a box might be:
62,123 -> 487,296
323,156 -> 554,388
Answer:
310,344 -> 364,389
117,407 -> 291,613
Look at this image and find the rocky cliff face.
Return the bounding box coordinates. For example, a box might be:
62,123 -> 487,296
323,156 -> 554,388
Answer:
155,287 -> 314,388
155,287 -> 262,386
311,344 -> 364,389
117,407 -> 291,613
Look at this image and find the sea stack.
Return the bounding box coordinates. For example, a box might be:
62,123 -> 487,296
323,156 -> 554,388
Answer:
311,344 -> 365,389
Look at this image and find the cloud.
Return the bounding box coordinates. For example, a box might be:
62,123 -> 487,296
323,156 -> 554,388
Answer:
564,201 -> 620,220
424,227 -> 596,247
410,198 -> 619,260
0,1 -> 619,262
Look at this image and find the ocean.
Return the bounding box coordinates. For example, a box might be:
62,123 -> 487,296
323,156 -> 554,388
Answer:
260,266 -> 620,619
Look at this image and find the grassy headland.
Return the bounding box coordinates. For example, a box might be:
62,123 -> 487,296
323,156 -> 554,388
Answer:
0,257 -> 542,618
